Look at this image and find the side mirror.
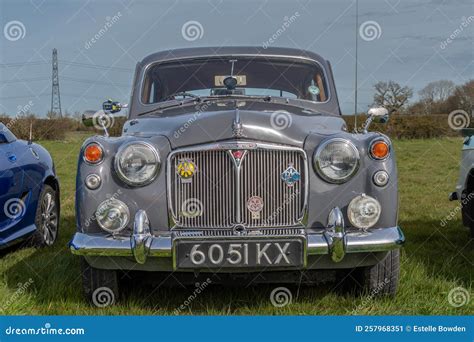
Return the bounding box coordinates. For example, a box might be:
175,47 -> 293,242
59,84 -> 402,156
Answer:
103,99 -> 128,114
81,110 -> 97,127
363,107 -> 389,133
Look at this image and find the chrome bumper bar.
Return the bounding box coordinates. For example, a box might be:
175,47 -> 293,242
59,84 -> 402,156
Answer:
70,208 -> 405,264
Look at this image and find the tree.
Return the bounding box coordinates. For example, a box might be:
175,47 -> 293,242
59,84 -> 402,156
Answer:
445,80 -> 474,114
419,80 -> 455,103
418,80 -> 455,114
372,81 -> 413,113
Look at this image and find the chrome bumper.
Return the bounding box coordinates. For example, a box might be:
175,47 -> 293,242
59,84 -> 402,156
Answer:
70,208 -> 405,265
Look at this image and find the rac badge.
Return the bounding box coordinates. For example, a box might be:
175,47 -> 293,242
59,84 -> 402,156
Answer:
247,196 -> 264,220
281,163 -> 300,187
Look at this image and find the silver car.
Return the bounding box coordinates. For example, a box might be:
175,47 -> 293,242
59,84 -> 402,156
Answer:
70,47 -> 405,304
450,128 -> 474,237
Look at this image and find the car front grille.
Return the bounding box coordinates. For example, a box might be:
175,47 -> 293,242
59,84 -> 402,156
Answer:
168,142 -> 307,229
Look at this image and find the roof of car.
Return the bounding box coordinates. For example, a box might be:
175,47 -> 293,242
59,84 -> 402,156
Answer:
139,46 -> 327,65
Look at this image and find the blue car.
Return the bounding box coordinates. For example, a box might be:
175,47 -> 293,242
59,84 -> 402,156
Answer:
0,123 -> 60,249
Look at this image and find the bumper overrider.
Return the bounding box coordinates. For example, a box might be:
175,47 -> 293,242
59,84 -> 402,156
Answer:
70,207 -> 405,267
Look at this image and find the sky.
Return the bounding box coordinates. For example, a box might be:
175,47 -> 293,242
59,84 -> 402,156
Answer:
0,0 -> 472,116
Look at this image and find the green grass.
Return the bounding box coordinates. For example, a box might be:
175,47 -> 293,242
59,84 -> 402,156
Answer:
0,134 -> 472,315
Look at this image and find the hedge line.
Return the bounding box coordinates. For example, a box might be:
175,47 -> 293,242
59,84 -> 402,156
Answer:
0,114 -> 466,140
343,114 -> 462,139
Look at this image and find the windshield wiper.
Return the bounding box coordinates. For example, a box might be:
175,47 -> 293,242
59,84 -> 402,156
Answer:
138,97 -> 204,116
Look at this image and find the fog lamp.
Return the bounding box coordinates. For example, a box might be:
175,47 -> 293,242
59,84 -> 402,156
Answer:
95,198 -> 129,233
347,194 -> 381,229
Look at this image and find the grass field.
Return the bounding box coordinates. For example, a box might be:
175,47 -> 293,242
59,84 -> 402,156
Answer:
0,133 -> 472,315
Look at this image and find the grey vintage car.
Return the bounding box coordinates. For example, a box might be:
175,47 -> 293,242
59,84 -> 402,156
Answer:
70,47 -> 405,303
450,128 -> 474,237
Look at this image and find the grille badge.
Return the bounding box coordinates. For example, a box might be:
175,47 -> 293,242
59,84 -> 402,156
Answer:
228,149 -> 247,167
247,196 -> 264,219
281,163 -> 301,187
177,159 -> 196,183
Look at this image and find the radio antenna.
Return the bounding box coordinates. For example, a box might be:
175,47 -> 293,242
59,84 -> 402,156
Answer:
354,0 -> 359,131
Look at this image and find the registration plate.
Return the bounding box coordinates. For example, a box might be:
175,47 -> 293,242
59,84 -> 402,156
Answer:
174,238 -> 305,270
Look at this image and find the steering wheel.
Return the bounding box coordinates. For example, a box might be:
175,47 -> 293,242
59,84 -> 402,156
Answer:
164,92 -> 199,101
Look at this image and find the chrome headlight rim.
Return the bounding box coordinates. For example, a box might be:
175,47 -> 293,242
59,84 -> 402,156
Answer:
114,141 -> 160,186
314,138 -> 360,184
95,198 -> 130,234
368,136 -> 391,161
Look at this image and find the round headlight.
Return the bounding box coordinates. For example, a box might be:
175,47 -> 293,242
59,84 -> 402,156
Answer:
95,198 -> 130,233
347,194 -> 381,229
115,142 -> 160,186
314,138 -> 360,183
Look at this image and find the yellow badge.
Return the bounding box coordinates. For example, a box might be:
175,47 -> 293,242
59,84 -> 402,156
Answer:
177,160 -> 196,181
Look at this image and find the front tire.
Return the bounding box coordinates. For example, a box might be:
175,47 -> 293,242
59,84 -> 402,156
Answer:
355,249 -> 400,297
81,258 -> 119,307
30,184 -> 59,247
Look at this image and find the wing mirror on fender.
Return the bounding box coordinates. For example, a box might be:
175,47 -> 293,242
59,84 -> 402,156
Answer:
82,99 -> 128,137
363,107 -> 389,133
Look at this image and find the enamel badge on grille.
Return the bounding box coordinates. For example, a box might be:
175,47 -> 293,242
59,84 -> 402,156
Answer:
247,196 -> 264,219
177,160 -> 196,183
281,163 -> 300,187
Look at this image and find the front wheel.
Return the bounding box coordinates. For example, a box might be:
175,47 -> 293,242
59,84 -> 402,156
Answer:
81,258 -> 119,307
30,184 -> 59,247
356,249 -> 400,297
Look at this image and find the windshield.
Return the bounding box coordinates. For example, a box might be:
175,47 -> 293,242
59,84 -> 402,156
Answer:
141,57 -> 329,104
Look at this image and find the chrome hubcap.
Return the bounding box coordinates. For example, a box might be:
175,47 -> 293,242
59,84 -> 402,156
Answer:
41,193 -> 58,245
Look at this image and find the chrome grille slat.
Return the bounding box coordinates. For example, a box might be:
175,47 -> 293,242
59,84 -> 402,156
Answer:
173,228 -> 305,238
169,143 -> 306,229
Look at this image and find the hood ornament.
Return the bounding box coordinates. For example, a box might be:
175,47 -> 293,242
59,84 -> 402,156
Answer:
232,108 -> 244,138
